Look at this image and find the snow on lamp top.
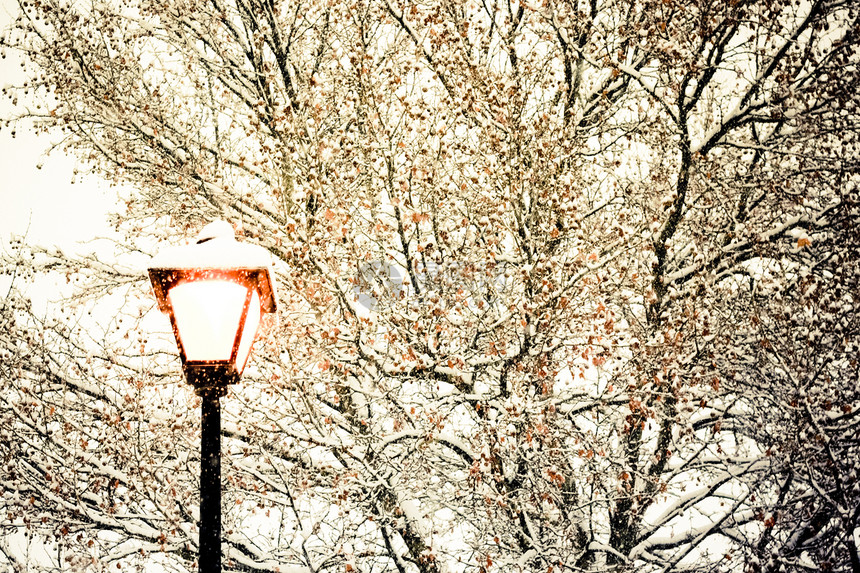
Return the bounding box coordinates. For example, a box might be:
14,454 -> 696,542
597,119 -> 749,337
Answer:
149,220 -> 275,272
196,220 -> 234,243
148,221 -> 277,315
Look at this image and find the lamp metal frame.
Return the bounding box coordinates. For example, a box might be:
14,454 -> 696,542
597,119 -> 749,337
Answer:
148,267 -> 275,394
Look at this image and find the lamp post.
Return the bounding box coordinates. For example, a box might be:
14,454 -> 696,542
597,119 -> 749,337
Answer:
148,221 -> 277,572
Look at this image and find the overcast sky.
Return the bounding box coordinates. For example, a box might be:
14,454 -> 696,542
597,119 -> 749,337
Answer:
0,0 -> 114,251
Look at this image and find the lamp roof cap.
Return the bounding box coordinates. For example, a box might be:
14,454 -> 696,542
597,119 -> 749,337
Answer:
196,220 -> 235,243
149,221 -> 273,271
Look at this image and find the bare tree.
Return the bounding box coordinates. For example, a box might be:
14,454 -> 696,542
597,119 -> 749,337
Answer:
2,0 -> 859,571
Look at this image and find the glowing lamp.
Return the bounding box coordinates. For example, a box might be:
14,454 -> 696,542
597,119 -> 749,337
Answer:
148,221 -> 277,394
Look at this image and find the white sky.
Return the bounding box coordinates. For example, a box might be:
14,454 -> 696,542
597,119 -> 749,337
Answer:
0,0 -> 114,251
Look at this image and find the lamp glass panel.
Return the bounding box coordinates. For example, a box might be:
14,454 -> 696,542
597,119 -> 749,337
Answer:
167,280 -> 249,362
235,289 -> 261,373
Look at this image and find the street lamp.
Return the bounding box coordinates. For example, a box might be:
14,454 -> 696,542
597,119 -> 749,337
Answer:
148,221 -> 277,572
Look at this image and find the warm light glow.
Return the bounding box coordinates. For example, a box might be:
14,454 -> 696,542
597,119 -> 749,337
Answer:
148,222 -> 277,390
168,280 -> 251,362
235,289 -> 261,372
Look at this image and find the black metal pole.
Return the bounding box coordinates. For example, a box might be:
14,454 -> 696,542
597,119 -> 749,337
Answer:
199,388 -> 222,573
